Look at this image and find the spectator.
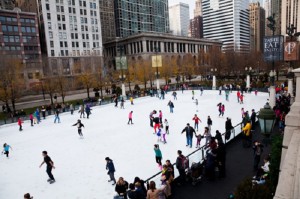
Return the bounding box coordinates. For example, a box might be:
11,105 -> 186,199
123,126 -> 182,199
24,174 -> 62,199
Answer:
24,193 -> 33,199
115,177 -> 129,199
175,150 -> 186,186
146,181 -> 165,199
225,118 -> 233,140
127,183 -> 137,199
242,121 -> 252,147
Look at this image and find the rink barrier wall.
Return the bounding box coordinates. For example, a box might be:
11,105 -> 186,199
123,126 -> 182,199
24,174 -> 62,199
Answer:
143,115 -> 259,187
0,87 -> 267,126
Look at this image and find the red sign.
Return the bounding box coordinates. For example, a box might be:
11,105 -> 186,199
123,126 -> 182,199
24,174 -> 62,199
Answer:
284,42 -> 299,61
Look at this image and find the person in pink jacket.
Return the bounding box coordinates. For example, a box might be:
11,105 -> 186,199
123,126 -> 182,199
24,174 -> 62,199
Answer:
221,104 -> 225,117
127,111 -> 133,125
29,113 -> 34,126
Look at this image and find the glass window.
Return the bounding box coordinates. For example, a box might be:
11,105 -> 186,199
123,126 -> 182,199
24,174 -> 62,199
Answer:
21,26 -> 26,32
20,18 -> 25,23
31,27 -> 36,33
49,31 -> 53,39
11,46 -> 16,51
51,50 -> 55,56
63,32 -> 67,39
16,46 -> 21,51
63,24 -> 66,30
62,15 -> 65,21
47,13 -> 51,20
6,17 -> 11,22
70,24 -> 73,31
59,32 -> 62,39
50,41 -> 54,47
60,41 -> 63,47
9,36 -> 14,42
30,19 -> 35,24
12,17 -> 17,22
61,6 -> 64,13
57,15 -> 61,21
13,26 -> 18,32
15,36 -> 20,42
56,6 -> 60,12
25,19 -> 31,23
3,36 -> 9,42
0,16 -> 5,22
46,4 -> 50,10
26,27 -> 31,32
69,7 -> 72,13
64,42 -> 68,47
48,22 -> 52,30
7,26 -> 13,32
2,25 -> 7,32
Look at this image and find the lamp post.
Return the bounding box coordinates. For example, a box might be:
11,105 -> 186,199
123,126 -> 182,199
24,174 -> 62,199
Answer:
154,47 -> 160,90
258,102 -> 276,146
211,68 -> 217,90
245,66 -> 252,89
117,45 -> 126,98
267,13 -> 276,108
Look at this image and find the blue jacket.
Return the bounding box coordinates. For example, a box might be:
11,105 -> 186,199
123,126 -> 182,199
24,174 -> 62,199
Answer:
106,160 -> 115,173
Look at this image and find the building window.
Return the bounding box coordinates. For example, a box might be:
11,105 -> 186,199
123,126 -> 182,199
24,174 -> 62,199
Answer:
51,50 -> 55,56
46,4 -> 50,10
49,31 -> 53,39
50,41 -> 54,47
47,13 -> 51,20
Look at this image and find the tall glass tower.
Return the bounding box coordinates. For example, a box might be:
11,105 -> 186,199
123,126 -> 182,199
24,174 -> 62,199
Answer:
202,0 -> 250,52
114,0 -> 169,38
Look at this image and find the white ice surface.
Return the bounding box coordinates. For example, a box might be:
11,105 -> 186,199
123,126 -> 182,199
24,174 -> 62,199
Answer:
0,90 -> 268,199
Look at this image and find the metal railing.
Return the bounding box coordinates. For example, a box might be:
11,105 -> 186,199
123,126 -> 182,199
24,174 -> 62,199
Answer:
144,121 -> 245,186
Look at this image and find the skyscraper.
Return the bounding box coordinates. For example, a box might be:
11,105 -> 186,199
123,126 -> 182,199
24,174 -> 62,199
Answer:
249,2 -> 265,52
114,0 -> 169,38
194,0 -> 202,17
281,0 -> 300,37
271,0 -> 282,35
99,0 -> 115,42
202,0 -> 250,52
263,0 -> 272,36
190,16 -> 203,39
169,3 -> 190,36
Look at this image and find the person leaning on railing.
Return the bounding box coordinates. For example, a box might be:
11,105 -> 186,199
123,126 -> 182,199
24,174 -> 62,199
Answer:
242,121 -> 252,148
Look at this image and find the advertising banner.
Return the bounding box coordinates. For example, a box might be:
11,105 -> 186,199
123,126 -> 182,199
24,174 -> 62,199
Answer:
263,36 -> 284,62
116,56 -> 127,70
284,41 -> 299,61
151,55 -> 162,67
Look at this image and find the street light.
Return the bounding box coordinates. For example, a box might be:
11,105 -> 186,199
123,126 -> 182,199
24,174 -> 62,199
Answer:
257,102 -> 276,145
267,13 -> 276,108
116,45 -> 127,98
153,46 -> 161,90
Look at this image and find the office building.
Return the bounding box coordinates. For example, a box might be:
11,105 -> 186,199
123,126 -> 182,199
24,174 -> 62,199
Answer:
194,0 -> 202,17
15,0 -> 38,13
202,0 -> 250,52
37,0 -> 103,76
0,8 -> 42,85
249,2 -> 265,52
114,0 -> 169,38
263,0 -> 272,36
190,16 -> 203,39
281,0 -> 300,37
271,0 -> 281,35
0,0 -> 15,10
99,0 -> 115,42
169,3 -> 190,36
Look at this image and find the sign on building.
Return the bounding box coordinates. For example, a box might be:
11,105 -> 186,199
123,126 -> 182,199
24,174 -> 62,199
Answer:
263,36 -> 284,62
116,56 -> 127,70
284,42 -> 299,61
151,55 -> 162,67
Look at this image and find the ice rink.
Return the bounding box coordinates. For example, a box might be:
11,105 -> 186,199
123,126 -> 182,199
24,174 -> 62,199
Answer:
0,90 -> 268,199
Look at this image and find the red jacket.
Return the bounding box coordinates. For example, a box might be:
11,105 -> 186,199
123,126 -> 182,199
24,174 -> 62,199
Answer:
237,91 -> 241,97
18,118 -> 23,126
193,116 -> 201,123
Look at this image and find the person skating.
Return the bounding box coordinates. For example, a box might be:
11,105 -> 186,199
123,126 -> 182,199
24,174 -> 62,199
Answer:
203,127 -> 211,146
149,110 -> 156,127
195,132 -> 202,148
128,111 -> 133,125
221,104 -> 225,117
18,117 -> 23,131
164,119 -> 169,134
35,108 -> 41,123
192,114 -> 202,131
156,127 -> 162,142
70,104 -> 74,115
237,90 -> 241,103
162,128 -> 167,144
207,116 -> 213,132
41,106 -> 46,119
154,144 -> 163,170
172,91 -> 177,100
72,119 -> 85,138
105,157 -> 116,185
153,116 -> 160,133
54,109 -> 60,123
159,110 -> 163,123
39,151 -> 55,184
217,103 -> 222,116
192,90 -> 195,100
225,89 -> 230,101
24,193 -> 33,199
240,94 -> 244,104
130,96 -> 134,105
200,87 -> 203,96
114,96 -> 118,107
120,97 -> 125,109
195,99 -> 199,112
167,100 -> 174,113
29,113 -> 34,126
79,105 -> 85,118
181,123 -> 196,148
85,105 -> 91,119
219,86 -> 222,95
2,143 -> 12,158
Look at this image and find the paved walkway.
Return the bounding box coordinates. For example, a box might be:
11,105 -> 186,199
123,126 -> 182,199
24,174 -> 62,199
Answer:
172,125 -> 274,199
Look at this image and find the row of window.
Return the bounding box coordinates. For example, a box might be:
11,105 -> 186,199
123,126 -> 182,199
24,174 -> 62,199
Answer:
1,45 -> 39,51
0,16 -> 35,24
1,25 -> 36,33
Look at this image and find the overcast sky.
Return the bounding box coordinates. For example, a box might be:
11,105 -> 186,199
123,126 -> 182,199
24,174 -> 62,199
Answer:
168,0 -> 264,19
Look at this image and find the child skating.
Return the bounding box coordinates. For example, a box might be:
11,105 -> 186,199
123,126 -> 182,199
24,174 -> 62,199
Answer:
195,99 -> 199,112
39,151 -> 55,184
127,111 -> 133,125
162,128 -> 167,144
72,119 -> 85,138
195,133 -> 202,148
17,117 -> 23,131
156,127 -> 162,142
154,144 -> 162,170
164,119 -> 169,134
2,143 -> 12,158
192,114 -> 201,131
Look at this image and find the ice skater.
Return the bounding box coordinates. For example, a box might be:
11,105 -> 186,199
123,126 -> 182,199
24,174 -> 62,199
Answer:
217,103 -> 222,116
39,151 -> 55,184
159,110 -> 163,123
237,90 -> 241,103
200,87 -> 203,96
154,144 -> 162,170
79,105 -> 85,118
41,106 -> 46,119
85,105 -> 91,119
167,100 -> 174,113
18,117 -> 23,131
156,127 -> 162,142
130,96 -> 134,105
2,143 -> 12,158
172,91 -> 177,100
72,119 -> 85,138
127,111 -> 133,125
153,116 -> 160,133
195,133 -> 202,148
221,104 -> 225,117
203,127 -> 211,146
192,114 -> 201,131
149,110 -> 156,127
181,123 -> 196,148
105,157 -> 116,185
192,90 -> 195,100
240,94 -> 244,104
164,119 -> 169,134
29,113 -> 34,126
120,97 -> 125,109
162,128 -> 167,144
207,116 -> 212,132
195,99 -> 199,112
54,109 -> 60,123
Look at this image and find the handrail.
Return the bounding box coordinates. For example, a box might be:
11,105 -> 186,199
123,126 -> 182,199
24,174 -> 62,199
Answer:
144,117 -> 257,183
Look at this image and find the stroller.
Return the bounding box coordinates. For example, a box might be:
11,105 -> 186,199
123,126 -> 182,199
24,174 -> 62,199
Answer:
188,162 -> 205,186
